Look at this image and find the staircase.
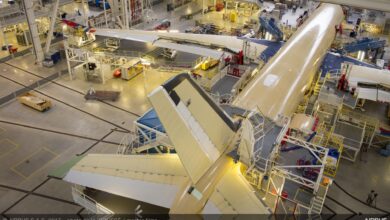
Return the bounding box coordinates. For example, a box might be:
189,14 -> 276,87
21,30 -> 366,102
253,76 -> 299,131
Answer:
311,196 -> 325,214
71,187 -> 114,215
313,78 -> 325,96
245,110 -> 268,173
310,184 -> 328,215
259,16 -> 283,41
255,156 -> 268,172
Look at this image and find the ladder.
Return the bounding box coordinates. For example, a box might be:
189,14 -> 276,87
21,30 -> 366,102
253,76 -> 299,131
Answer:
311,196 -> 325,214
313,77 -> 325,96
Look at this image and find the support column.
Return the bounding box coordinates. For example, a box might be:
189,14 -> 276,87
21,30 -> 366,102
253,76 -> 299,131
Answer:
103,0 -> 108,27
44,0 -> 59,54
202,0 -> 205,15
81,0 -> 89,26
123,0 -> 129,29
64,41 -> 73,80
0,27 -> 8,47
23,0 -> 44,64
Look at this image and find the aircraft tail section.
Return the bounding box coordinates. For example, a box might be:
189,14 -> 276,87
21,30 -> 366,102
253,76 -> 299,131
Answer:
148,73 -> 238,183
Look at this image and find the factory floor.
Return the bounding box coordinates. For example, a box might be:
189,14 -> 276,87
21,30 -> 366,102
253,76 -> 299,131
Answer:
324,147 -> 390,215
1,51 -> 389,215
0,50 -> 180,214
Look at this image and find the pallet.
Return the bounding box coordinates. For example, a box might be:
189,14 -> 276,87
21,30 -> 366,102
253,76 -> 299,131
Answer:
84,90 -> 120,101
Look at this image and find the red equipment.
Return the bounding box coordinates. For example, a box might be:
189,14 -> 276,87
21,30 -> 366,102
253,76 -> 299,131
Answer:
154,20 -> 171,30
113,69 -> 121,78
8,46 -> 17,54
281,128 -> 290,146
234,51 -> 244,65
61,19 -> 95,33
215,2 -> 224,11
281,191 -> 288,199
337,74 -> 348,91
312,117 -> 319,131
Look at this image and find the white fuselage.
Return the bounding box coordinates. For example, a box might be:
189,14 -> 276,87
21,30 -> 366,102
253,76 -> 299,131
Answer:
233,4 -> 344,125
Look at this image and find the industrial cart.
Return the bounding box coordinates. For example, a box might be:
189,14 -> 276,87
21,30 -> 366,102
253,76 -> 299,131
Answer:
18,92 -> 52,112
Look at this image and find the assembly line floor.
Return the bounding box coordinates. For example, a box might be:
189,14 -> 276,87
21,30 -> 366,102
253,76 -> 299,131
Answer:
1,61 -> 389,216
0,53 -> 390,216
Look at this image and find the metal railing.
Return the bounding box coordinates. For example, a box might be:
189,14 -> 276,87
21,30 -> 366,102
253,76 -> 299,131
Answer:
318,91 -> 344,107
71,187 -> 114,214
0,70 -> 67,106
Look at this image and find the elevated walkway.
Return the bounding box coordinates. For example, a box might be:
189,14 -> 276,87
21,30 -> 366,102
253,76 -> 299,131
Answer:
246,39 -> 283,62
259,16 -> 284,41
135,109 -> 166,144
320,52 -> 379,77
337,38 -> 386,55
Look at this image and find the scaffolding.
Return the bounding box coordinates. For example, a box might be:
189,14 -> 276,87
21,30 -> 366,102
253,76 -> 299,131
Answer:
64,41 -> 90,80
116,131 -> 173,155
339,107 -> 379,147
106,0 -> 146,29
316,124 -> 344,178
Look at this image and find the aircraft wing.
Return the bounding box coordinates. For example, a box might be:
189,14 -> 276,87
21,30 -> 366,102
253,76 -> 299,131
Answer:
148,73 -> 238,184
153,39 -> 226,59
94,28 -> 230,59
94,29 -> 267,60
203,163 -> 271,214
63,154 -> 189,209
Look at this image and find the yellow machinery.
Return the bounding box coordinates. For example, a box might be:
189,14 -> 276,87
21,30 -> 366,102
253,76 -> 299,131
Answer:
120,58 -> 144,80
230,11 -> 237,23
200,58 -> 219,71
18,92 -> 52,112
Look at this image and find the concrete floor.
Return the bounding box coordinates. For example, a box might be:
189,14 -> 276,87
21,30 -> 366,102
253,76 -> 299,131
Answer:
0,51 -> 140,214
325,147 -> 390,215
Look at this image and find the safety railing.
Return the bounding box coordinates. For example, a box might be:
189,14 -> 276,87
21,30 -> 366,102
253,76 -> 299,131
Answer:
135,123 -> 167,144
327,69 -> 342,79
0,70 -> 68,106
230,66 -> 254,98
194,64 -> 228,91
71,187 -> 114,214
318,91 -> 344,107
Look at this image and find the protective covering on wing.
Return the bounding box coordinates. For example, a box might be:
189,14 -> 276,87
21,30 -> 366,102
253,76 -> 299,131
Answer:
63,154 -> 188,208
